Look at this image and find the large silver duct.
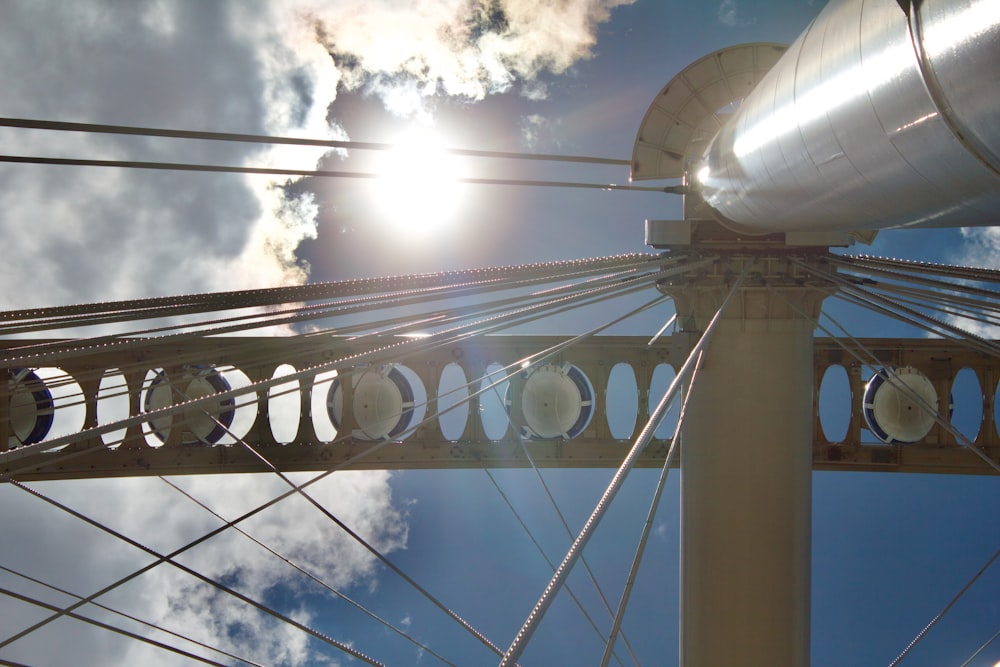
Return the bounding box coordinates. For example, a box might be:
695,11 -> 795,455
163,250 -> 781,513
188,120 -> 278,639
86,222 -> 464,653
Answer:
693,0 -> 1000,233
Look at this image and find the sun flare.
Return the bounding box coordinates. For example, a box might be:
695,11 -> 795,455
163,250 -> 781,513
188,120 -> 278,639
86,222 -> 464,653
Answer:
370,128 -> 467,237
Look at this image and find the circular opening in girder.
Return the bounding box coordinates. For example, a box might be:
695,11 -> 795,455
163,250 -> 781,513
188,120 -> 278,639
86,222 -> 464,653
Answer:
268,364 -> 300,444
312,370 -> 339,443
437,363 -> 469,441
649,363 -> 679,439
142,366 -> 237,447
97,368 -> 129,448
950,367 -> 982,443
606,363 -> 638,440
479,362 -> 510,441
818,364 -> 851,443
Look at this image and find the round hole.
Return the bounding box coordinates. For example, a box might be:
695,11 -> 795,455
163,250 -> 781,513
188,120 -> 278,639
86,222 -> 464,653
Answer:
818,364 -> 850,442
649,363 -> 679,439
437,363 -> 470,441
268,364 -> 300,444
606,363 -> 638,440
479,362 -> 510,441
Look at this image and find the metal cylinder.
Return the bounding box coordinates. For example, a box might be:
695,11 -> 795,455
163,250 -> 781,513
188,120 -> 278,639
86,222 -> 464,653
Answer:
697,0 -> 1000,233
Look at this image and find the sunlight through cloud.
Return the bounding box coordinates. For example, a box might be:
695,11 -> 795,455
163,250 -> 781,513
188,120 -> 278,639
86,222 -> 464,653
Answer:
370,128 -> 468,238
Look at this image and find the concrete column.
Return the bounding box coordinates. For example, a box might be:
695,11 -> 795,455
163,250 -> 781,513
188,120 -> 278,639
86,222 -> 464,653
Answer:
676,283 -> 822,667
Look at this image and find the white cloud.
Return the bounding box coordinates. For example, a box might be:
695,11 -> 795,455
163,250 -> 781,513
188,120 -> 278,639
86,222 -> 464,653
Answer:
718,0 -> 739,26
1,472 -> 406,665
520,113 -> 562,151
0,0 -> 631,662
716,0 -> 756,28
945,228 -> 1000,338
0,2 -> 331,308
307,0 -> 634,116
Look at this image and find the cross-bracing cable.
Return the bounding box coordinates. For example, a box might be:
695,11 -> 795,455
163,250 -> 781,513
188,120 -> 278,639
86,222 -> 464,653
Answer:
886,543 -> 1000,666
770,284 -> 1000,476
500,265 -> 749,666
158,477 -> 458,667
512,441 -> 643,667
475,294 -> 679,666
599,348 -> 702,667
958,624 -> 1000,667
0,477 -> 389,666
9,280 -> 680,664
0,565 -> 263,666
3,257 -> 684,663
189,287 -> 675,663
0,586 -> 233,666
481,468 -> 628,667
766,282 -> 1000,664
1,261 -> 690,665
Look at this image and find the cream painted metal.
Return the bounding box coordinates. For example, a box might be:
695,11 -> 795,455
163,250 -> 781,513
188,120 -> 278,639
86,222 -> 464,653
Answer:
681,318 -> 815,665
4,334 -> 1000,480
631,43 -> 787,181
693,0 -> 1000,232
666,263 -> 824,666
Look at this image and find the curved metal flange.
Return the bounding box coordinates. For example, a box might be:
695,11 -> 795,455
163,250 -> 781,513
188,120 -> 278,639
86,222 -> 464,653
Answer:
631,42 -> 787,181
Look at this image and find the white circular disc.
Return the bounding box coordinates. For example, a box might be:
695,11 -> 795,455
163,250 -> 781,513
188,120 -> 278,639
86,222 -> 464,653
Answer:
522,366 -> 585,439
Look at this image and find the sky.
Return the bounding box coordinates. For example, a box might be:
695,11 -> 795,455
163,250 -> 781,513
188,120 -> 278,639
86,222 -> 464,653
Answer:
1,0 -> 1000,665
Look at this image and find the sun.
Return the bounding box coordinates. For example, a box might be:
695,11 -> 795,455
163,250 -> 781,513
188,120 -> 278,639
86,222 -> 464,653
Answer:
369,127 -> 467,237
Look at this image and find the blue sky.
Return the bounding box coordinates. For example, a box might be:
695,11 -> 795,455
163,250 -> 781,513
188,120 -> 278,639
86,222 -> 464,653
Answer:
2,0 -> 1000,665
294,1 -> 1000,665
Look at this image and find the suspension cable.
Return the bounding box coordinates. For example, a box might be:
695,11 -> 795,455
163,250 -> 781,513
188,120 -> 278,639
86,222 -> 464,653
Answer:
836,254 -> 1000,285
887,545 -> 1000,667
1,257 -> 704,465
0,477 -> 388,666
957,625 -> 1000,667
0,253 -> 663,329
3,260 -> 672,656
600,348 -> 702,667
499,265 -> 748,666
158,477 -> 457,666
1,268 -> 678,461
1,254 -> 671,365
0,154 -> 683,194
831,262 -> 1000,307
482,468 -> 626,667
0,117 -> 632,166
792,259 -> 1000,358
0,586 -> 232,666
770,286 -> 1000,476
0,565 -> 263,666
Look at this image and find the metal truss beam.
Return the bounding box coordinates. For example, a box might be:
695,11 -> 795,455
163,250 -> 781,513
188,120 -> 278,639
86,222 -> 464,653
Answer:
2,336 -> 998,480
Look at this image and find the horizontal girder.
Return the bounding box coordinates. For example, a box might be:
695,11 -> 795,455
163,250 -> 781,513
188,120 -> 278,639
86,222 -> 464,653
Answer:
2,335 -> 998,480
